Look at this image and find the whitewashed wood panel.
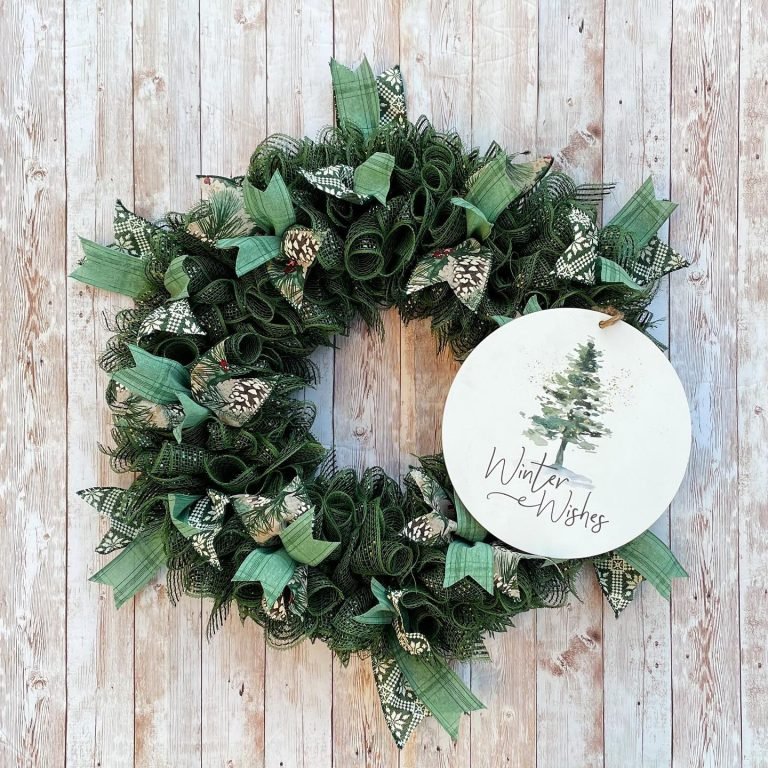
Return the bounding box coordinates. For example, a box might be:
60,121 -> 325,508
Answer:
669,1 -> 742,766
2,1 -> 762,765
64,1 -> 136,767
737,1 -> 768,764
0,2 -> 68,768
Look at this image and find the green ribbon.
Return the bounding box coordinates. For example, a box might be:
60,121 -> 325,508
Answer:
299,152 -> 395,206
390,636 -> 484,741
443,540 -> 495,593
452,154 -> 552,240
90,526 -> 165,608
607,177 -> 677,250
70,238 -> 153,299
164,255 -> 191,299
232,547 -> 297,606
279,510 -> 340,566
112,345 -> 191,405
616,529 -> 687,599
330,57 -> 380,139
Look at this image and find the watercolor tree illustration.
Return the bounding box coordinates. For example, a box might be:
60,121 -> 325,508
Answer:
523,338 -> 612,468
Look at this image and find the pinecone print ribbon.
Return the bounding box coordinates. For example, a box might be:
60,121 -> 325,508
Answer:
405,239 -> 492,312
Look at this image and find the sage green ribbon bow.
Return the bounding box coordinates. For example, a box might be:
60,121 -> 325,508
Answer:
594,529 -> 687,617
70,202 -> 156,299
110,338 -> 273,439
231,478 -> 340,615
356,577 -> 483,747
451,153 -> 553,240
80,486 -> 165,608
552,177 -> 689,287
405,238 -> 493,312
329,57 -> 407,138
299,152 -> 395,205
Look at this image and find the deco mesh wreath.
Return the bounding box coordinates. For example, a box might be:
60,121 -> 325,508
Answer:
72,58 -> 689,747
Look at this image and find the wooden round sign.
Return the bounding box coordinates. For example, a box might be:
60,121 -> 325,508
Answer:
442,308 -> 691,559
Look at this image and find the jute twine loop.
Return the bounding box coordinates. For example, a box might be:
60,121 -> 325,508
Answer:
596,305 -> 624,328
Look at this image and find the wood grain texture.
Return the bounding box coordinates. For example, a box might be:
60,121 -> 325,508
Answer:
737,1 -> 768,764
64,1 -> 136,767
669,1 -> 742,766
199,4 -> 268,766
132,2 -> 203,766
601,3 -> 675,766
0,1 -> 68,767
1,1 -> 762,765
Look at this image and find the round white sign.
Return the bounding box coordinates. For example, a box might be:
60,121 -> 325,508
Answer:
442,307 -> 691,559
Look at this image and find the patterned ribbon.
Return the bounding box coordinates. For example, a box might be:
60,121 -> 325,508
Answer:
330,57 -> 408,137
110,337 -> 273,438
299,152 -> 395,205
552,178 -> 689,286
70,202 -> 155,299
405,238 -> 493,312
168,489 -> 229,569
231,478 -> 340,617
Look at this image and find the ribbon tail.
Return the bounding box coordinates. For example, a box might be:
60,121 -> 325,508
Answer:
70,238 -> 153,299
391,638 -> 484,741
616,529 -> 687,599
90,527 -> 166,608
371,653 -> 427,749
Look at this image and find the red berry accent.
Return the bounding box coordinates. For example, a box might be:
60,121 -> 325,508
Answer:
203,176 -> 211,184
284,260 -> 297,274
219,359 -> 229,370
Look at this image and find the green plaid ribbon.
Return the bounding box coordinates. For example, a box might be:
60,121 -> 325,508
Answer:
390,635 -> 484,742
164,255 -> 192,299
71,237 -> 153,299
90,526 -> 165,608
299,152 -> 395,205
279,511 -> 340,566
595,530 -> 687,616
232,546 -> 297,606
452,154 -> 552,240
330,57 -> 380,138
553,178 -> 688,287
112,345 -> 191,405
406,239 -> 493,311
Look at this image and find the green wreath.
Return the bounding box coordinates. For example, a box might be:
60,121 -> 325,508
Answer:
72,57 -> 689,748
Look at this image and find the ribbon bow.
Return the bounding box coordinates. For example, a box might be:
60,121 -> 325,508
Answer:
552,177 -> 689,287
231,478 -> 340,617
110,338 -> 273,440
405,238 -> 493,312
70,202 -> 156,299
299,152 -> 395,206
451,153 -> 553,240
168,489 -> 229,569
329,57 -> 407,138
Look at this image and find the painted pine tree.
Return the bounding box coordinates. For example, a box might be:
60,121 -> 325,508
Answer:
524,338 -> 611,467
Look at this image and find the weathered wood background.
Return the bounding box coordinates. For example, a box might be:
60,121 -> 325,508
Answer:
1,0 -> 764,765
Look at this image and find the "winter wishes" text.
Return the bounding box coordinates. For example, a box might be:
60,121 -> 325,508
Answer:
483,446 -> 609,534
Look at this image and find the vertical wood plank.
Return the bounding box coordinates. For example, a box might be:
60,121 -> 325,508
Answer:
64,1 -> 136,766
399,2 -> 471,765
199,3 -> 267,766
0,1 -> 67,766
132,2 -> 203,766
263,4 -> 336,767
601,3 -> 674,766
738,1 -> 768,764
535,2 -> 606,766
467,2 -> 540,766
331,8 -> 402,766
669,1 -> 742,766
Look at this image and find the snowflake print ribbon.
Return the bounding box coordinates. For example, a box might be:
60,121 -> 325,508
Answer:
78,487 -> 142,554
406,238 -> 493,312
168,489 -> 230,569
137,298 -> 205,340
371,653 -> 427,748
552,177 -> 689,287
299,152 -> 395,206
